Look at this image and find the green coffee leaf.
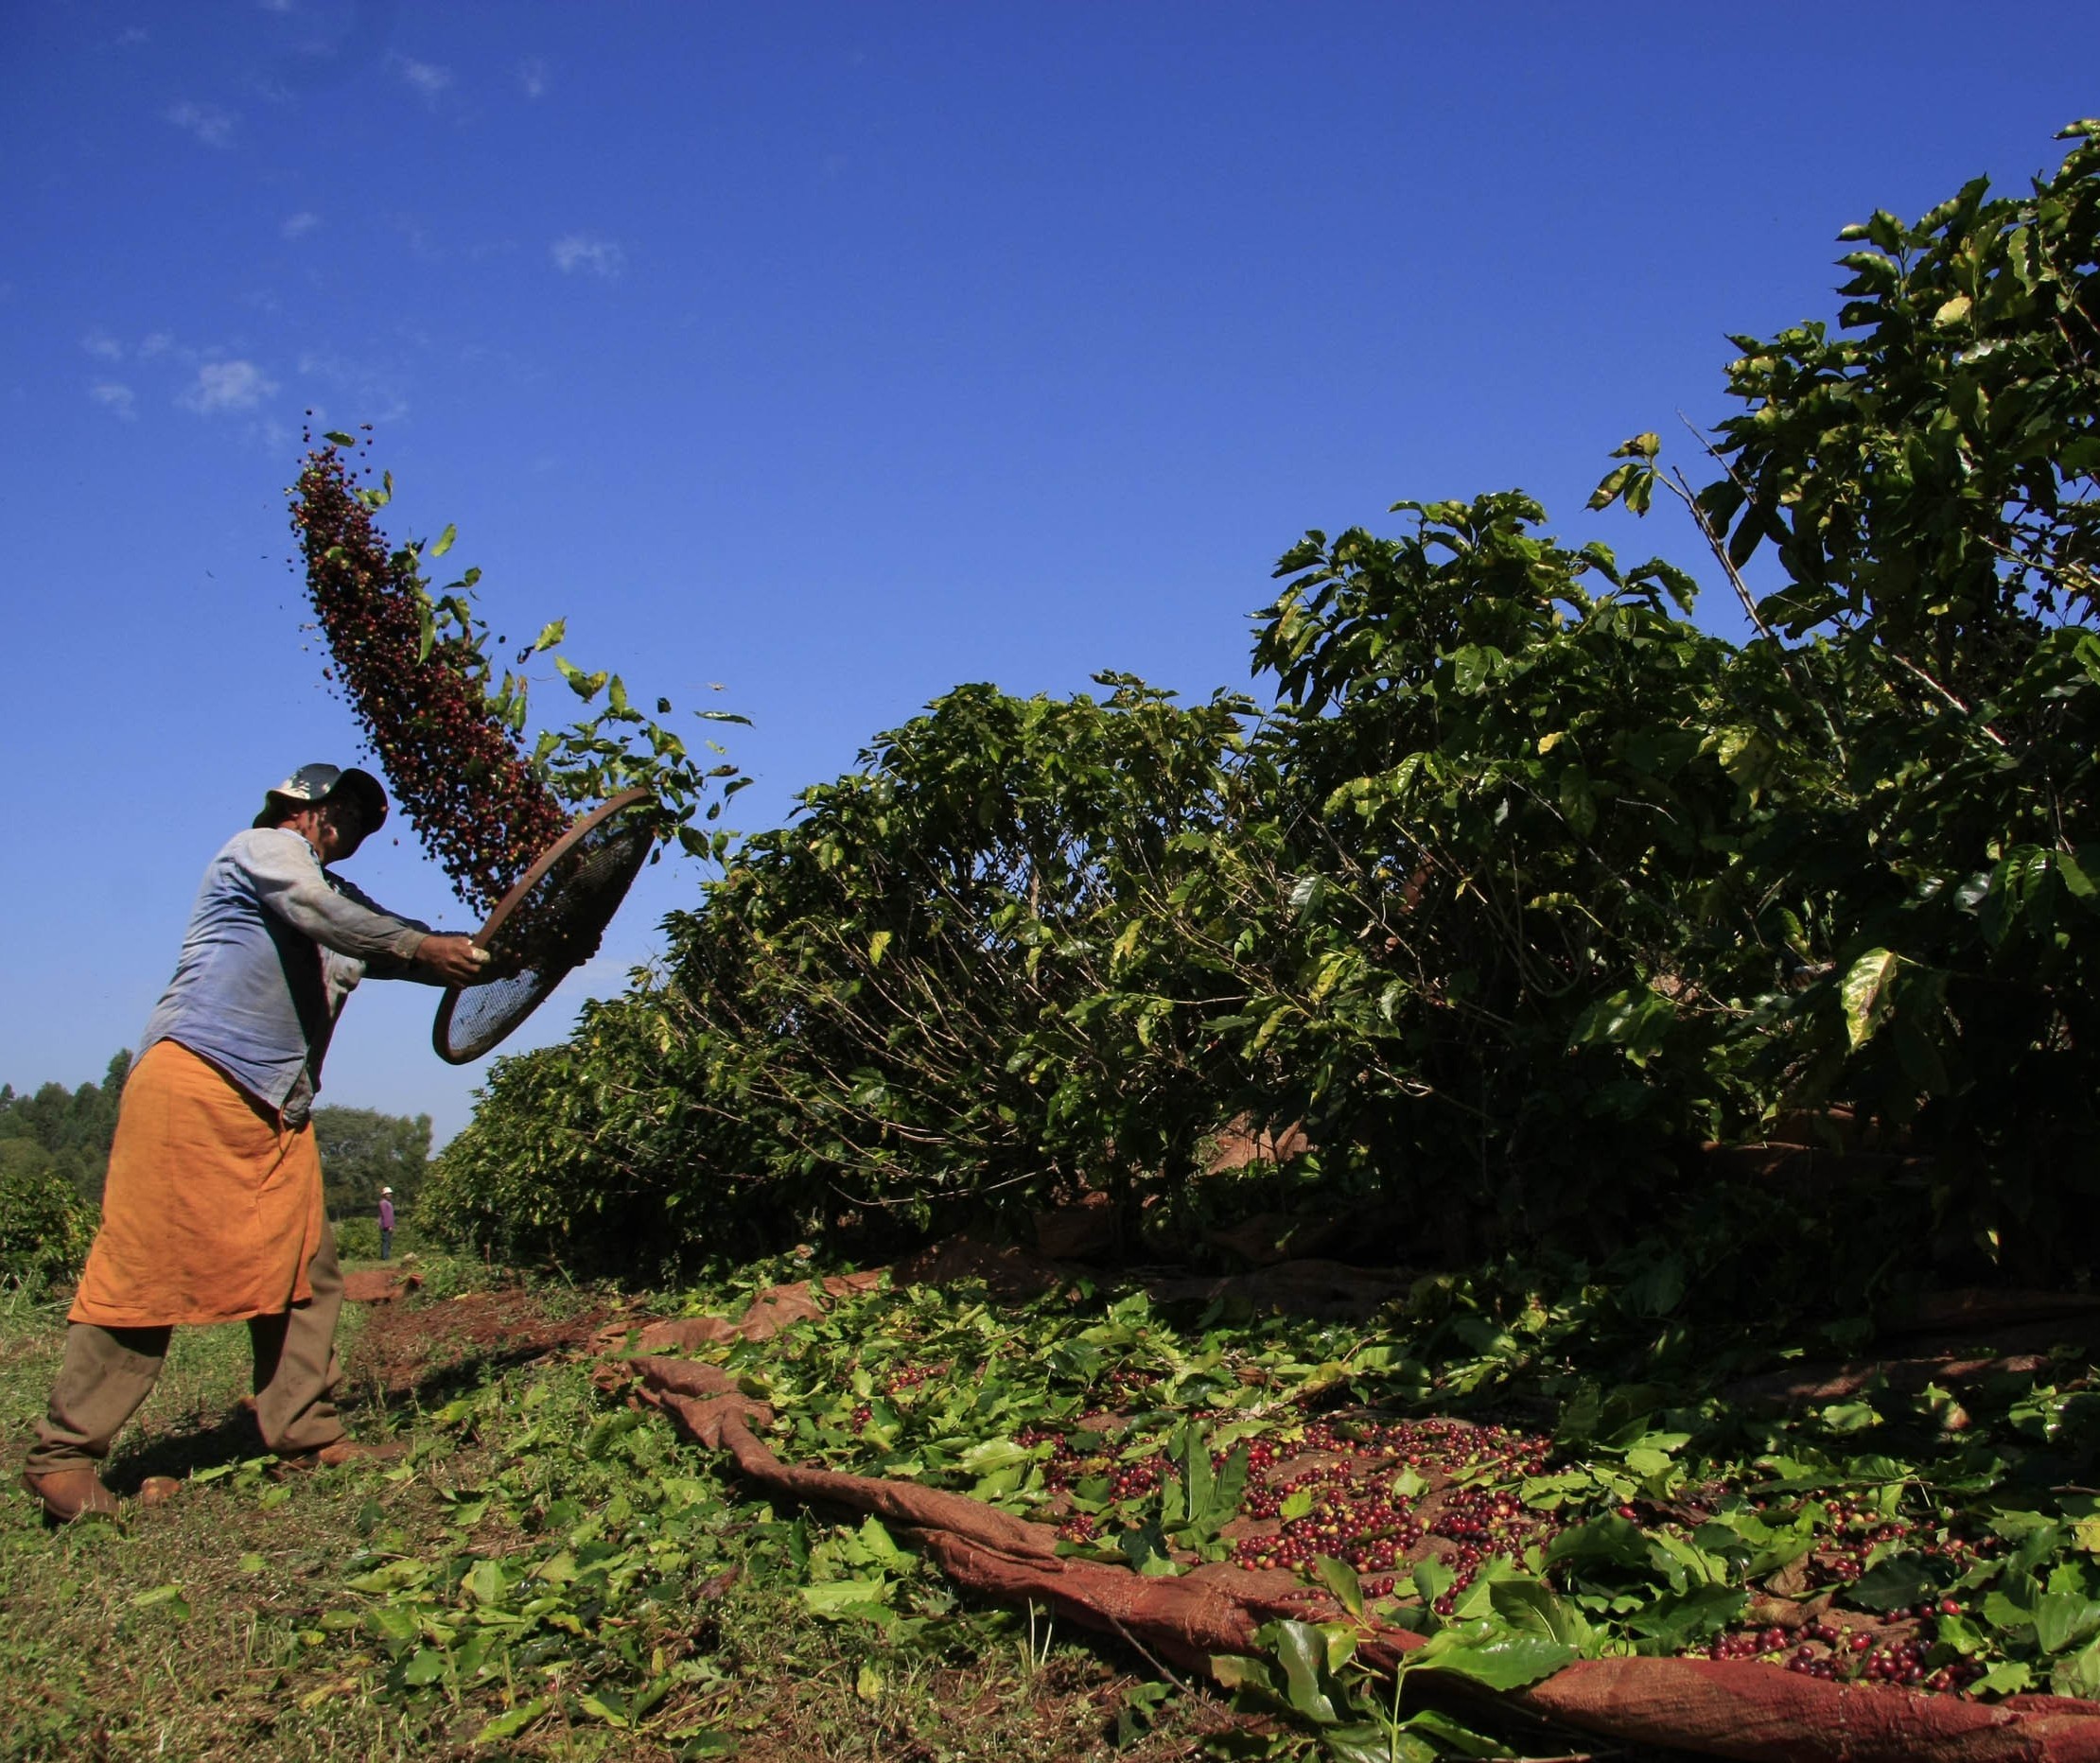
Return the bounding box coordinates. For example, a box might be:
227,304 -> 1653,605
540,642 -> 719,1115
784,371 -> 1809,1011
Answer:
1268,1619 -> 1343,1723
401,1649 -> 446,1686
130,1583 -> 189,1618
1311,1555 -> 1365,1621
473,1698 -> 550,1742
2054,1639 -> 2100,1700
1848,1555 -> 1937,1611
1488,1578 -> 1594,1650
1415,1627 -> 1576,1689
1625,1584 -> 1745,1650
2035,1592 -> 2100,1655
799,1577 -> 892,1615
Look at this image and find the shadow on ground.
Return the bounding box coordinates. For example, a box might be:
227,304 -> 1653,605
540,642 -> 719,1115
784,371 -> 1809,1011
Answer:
103,1407 -> 262,1491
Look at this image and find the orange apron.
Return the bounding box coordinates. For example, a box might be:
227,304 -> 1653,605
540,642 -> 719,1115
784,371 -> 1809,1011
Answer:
70,1039 -> 325,1327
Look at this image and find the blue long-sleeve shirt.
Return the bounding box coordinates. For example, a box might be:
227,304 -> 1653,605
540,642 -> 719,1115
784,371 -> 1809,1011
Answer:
139,828 -> 435,1125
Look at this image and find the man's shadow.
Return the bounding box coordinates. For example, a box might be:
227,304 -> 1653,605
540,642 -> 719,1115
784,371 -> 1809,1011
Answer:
100,1406 -> 267,1492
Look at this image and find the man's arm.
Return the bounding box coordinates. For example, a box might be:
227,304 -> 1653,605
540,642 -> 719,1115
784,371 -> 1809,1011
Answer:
244,829 -> 426,959
332,875 -> 491,985
326,875 -> 443,983
243,830 -> 488,985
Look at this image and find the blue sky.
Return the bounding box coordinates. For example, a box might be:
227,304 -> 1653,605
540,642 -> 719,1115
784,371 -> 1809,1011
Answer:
1,2 -> 2090,1142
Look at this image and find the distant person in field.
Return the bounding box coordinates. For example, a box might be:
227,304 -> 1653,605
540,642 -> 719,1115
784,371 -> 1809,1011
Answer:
21,765 -> 489,1525
378,1186 -> 394,1261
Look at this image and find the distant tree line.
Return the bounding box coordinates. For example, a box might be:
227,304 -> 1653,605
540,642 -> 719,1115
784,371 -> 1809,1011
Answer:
312,1107 -> 433,1220
0,1050 -> 131,1204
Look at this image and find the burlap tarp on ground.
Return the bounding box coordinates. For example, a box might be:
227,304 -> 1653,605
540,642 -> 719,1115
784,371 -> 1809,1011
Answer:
597,1271 -> 2100,1763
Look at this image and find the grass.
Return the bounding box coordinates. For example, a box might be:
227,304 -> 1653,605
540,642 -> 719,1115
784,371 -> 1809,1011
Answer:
0,1261 -> 1243,1763
15,1236 -> 2093,1763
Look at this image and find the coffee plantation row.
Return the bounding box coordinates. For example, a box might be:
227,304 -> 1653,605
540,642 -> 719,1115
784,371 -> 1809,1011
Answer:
408,124 -> 2099,1302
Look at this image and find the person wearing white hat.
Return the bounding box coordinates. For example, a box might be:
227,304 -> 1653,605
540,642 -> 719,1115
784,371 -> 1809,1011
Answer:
22,764 -> 489,1523
378,1186 -> 395,1262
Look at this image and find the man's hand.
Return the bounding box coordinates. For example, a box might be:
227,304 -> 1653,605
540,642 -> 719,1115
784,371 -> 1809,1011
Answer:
416,934 -> 494,986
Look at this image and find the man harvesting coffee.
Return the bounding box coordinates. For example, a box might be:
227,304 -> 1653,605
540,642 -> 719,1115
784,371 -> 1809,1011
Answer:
21,765 -> 488,1523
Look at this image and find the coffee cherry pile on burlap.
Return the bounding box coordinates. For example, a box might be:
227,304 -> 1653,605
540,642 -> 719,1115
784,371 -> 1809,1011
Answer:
1102,1366 -> 1163,1404
1707,1624 -> 1798,1662
987,1403 -> 2008,1698
1021,1424 -> 1170,1501
1108,1455 -> 1169,1502
1018,1431 -> 1173,1513
1014,1407 -> 1564,1597
1219,1417 -> 1559,1596
1704,1600 -> 1983,1693
1254,1485 -> 1427,1574
1018,1427 -> 1111,1493
289,435 -> 570,915
857,1364 -> 2030,1704
1857,1633 -> 1934,1685
1747,1493 -> 1991,1589
883,1362 -> 945,1400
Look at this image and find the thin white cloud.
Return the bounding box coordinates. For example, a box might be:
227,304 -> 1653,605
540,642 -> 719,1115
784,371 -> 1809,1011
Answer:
117,26 -> 149,46
281,211 -> 320,240
179,359 -> 278,413
394,55 -> 453,103
165,100 -> 236,148
551,235 -> 625,279
296,348 -> 411,425
82,330 -> 124,361
90,383 -> 137,420
517,57 -> 549,98
138,331 -> 173,359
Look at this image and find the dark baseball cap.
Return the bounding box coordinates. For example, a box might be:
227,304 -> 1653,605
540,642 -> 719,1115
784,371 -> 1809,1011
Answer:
254,763 -> 390,830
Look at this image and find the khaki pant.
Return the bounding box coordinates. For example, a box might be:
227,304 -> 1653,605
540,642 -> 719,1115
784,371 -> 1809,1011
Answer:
27,1221 -> 347,1475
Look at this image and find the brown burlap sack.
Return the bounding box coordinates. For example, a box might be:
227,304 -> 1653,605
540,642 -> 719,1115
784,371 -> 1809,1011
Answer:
615,1347 -> 2100,1763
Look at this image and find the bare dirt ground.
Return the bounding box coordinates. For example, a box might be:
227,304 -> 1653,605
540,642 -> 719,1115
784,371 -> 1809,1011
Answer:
342,1276 -> 627,1406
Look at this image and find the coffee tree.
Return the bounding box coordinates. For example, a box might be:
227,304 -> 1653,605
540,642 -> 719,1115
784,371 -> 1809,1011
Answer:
1237,496 -> 1815,1249
1591,120 -> 2100,1258
429,123 -> 2100,1285
0,1141 -> 98,1288
419,675 -> 1261,1267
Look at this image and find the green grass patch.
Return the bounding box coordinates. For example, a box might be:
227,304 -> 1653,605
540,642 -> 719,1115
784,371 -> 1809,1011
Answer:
0,1259 -> 1238,1762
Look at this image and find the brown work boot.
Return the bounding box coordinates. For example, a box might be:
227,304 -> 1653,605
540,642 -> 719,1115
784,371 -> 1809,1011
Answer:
270,1437 -> 406,1475
22,1466 -> 121,1523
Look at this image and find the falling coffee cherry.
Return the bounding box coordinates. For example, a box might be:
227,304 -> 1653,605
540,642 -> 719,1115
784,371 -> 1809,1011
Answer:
289,436 -> 571,916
